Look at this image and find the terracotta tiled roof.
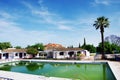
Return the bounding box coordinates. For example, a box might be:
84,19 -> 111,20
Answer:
55,48 -> 83,51
3,48 -> 27,53
44,43 -> 83,51
44,43 -> 65,50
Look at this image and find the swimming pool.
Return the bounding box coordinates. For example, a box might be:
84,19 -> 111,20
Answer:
0,61 -> 116,80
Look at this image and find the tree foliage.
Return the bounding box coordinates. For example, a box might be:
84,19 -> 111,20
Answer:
14,46 -> 22,49
0,42 -> 12,50
82,44 -> 96,53
97,42 -> 120,54
26,48 -> 38,55
26,43 -> 44,51
78,43 -> 81,48
67,45 -> 73,48
83,38 -> 86,47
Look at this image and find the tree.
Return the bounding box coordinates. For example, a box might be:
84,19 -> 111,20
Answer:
93,16 -> 109,59
97,42 -> 120,54
0,42 -> 12,50
33,43 -> 44,51
97,42 -> 112,54
81,38 -> 87,49
67,45 -> 73,48
26,43 -> 44,51
111,43 -> 120,53
79,43 -> 81,48
26,48 -> 38,57
83,38 -> 86,46
14,46 -> 22,49
82,44 -> 96,53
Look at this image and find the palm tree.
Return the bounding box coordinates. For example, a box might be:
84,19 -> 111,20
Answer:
93,16 -> 109,59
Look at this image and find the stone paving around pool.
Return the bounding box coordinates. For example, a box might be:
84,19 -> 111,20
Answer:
0,59 -> 120,80
108,61 -> 120,80
0,70 -> 71,80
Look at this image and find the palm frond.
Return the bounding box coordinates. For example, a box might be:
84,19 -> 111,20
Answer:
93,16 -> 110,29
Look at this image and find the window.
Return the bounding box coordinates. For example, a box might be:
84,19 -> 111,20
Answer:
24,53 -> 26,56
39,53 -> 42,56
15,53 -> 18,56
3,54 -> 5,57
60,52 -> 64,55
44,54 -> 47,56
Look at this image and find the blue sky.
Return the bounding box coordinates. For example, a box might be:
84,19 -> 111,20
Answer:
0,0 -> 120,47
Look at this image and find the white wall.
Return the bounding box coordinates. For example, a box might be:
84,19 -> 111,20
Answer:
53,50 -> 90,59
85,50 -> 90,57
0,50 -> 2,53
53,51 -> 69,59
1,53 -> 6,59
13,53 -> 19,59
0,52 -> 26,59
53,51 -> 62,59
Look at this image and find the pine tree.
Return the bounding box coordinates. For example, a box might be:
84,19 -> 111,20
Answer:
83,38 -> 86,46
79,43 -> 81,48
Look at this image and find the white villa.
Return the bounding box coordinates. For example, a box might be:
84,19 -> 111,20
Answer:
52,48 -> 90,59
37,48 -> 90,59
0,48 -> 27,60
0,43 -> 90,60
36,43 -> 90,59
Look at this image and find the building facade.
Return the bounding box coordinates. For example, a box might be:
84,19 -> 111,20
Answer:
37,47 -> 90,59
0,48 -> 27,60
0,43 -> 90,60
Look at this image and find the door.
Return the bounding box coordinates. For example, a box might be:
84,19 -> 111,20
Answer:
19,53 -> 23,58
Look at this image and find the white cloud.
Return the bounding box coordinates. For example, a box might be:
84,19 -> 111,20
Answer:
0,11 -> 20,22
38,0 -> 43,4
95,0 -> 110,5
91,0 -> 110,6
22,0 -> 73,31
0,12 -> 13,19
0,13 -> 101,47
58,25 -> 73,30
1,0 -> 115,47
21,1 -> 33,10
105,12 -> 120,36
0,16 -> 57,47
92,0 -> 120,6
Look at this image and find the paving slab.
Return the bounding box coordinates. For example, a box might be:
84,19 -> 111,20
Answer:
108,61 -> 120,80
0,71 -> 71,80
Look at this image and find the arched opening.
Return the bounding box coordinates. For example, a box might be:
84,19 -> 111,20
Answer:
24,53 -> 26,56
77,51 -> 81,56
5,53 -> 9,59
19,53 -> 23,58
68,51 -> 74,58
59,52 -> 64,55
39,52 -> 47,58
47,52 -> 53,58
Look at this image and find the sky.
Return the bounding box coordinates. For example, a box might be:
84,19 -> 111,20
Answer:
0,0 -> 120,47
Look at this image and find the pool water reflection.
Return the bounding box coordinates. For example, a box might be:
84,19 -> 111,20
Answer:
0,61 -> 116,80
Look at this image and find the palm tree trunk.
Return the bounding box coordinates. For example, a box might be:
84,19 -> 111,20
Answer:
101,31 -> 105,59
